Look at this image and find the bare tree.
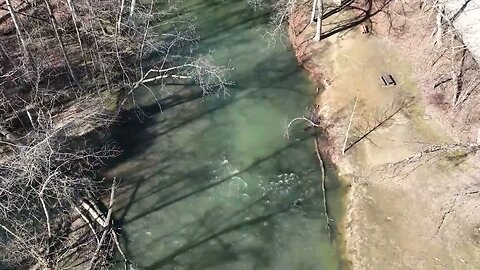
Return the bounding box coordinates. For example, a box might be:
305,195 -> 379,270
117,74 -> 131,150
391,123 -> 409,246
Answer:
249,0 -> 297,45
343,95 -> 414,154
312,0 -> 324,41
4,0 -> 33,73
0,0 -> 231,268
426,0 -> 480,107
342,91 -> 359,154
0,107 -> 119,268
433,0 -> 445,48
251,0 -> 349,45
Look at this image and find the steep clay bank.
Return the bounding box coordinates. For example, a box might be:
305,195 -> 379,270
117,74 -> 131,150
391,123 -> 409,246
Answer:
288,1 -> 480,269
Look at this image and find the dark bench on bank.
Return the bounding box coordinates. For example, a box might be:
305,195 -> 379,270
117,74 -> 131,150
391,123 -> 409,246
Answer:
381,74 -> 396,86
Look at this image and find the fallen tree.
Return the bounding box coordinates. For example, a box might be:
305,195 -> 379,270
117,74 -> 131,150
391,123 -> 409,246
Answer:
314,134 -> 332,242
381,142 -> 480,180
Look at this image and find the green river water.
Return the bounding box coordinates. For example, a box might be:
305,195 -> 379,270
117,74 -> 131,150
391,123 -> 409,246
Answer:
107,0 -> 346,269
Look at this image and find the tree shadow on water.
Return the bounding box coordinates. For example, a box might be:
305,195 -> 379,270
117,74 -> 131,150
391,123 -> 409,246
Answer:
107,87 -> 240,167
140,163 -> 313,270
120,132 -> 313,225
144,206 -> 289,270
112,131 -> 316,269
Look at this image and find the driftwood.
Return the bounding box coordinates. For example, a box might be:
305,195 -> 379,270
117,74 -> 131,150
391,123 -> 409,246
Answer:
86,181 -> 116,270
314,134 -> 332,242
80,180 -> 131,270
74,205 -> 100,244
81,199 -> 107,227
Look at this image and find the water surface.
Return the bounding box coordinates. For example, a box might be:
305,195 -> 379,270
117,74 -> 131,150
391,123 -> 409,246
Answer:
107,0 -> 346,269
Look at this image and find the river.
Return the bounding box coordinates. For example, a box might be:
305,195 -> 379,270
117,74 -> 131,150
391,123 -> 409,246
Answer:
106,0 -> 346,269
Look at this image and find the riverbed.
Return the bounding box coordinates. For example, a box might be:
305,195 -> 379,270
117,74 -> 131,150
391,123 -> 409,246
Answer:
105,0 -> 347,269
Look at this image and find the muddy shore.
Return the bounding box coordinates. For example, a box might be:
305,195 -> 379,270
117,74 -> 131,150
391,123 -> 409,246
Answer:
288,1 -> 480,269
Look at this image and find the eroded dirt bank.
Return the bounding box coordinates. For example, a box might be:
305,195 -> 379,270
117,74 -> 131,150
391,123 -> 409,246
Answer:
288,0 -> 480,269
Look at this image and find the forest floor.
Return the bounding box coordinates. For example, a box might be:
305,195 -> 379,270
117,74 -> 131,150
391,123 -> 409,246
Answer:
288,0 -> 480,269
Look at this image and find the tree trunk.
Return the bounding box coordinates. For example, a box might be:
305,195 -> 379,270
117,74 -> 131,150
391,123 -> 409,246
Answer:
128,0 -> 136,24
65,0 -> 87,71
314,0 -> 323,41
5,0 -> 32,71
342,92 -> 359,155
66,0 -> 77,21
451,34 -> 459,106
115,0 -> 131,83
117,0 -> 126,32
43,0 -> 84,90
310,0 -> 318,23
435,4 -> 444,47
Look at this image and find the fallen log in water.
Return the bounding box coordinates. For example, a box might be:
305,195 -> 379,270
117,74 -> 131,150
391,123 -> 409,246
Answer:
314,134 -> 332,242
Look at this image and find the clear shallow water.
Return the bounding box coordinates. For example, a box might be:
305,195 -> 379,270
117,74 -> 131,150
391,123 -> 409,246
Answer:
107,0 -> 346,269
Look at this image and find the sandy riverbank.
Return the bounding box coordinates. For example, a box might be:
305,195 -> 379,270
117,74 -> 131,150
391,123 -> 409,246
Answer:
288,1 -> 480,269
